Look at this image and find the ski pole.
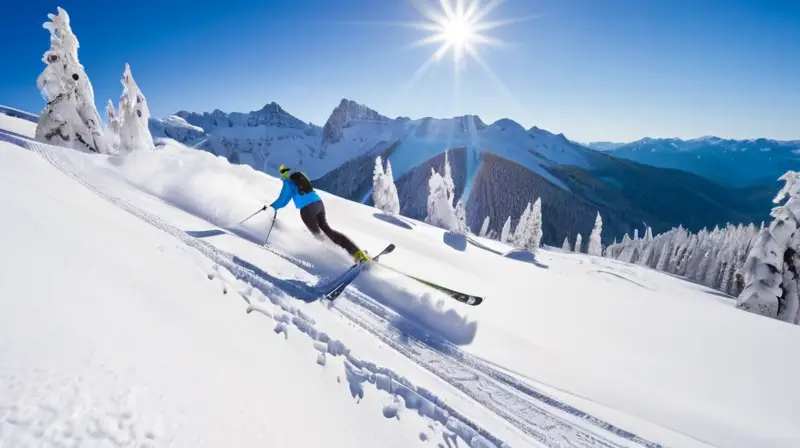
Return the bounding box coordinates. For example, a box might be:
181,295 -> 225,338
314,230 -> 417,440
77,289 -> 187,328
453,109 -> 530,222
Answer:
239,205 -> 267,225
263,208 -> 278,244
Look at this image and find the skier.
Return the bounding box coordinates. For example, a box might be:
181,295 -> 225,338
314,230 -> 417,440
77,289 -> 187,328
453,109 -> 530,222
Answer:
269,165 -> 370,263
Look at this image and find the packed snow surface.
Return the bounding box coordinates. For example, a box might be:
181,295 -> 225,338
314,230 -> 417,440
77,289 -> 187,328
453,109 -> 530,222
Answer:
2,111 -> 800,448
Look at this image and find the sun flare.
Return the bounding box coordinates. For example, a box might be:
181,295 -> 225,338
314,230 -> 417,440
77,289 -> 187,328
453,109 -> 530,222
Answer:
409,0 -> 523,71
441,15 -> 474,48
400,0 -> 535,110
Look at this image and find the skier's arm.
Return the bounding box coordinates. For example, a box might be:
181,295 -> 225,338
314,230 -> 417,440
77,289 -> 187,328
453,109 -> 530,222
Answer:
269,181 -> 293,210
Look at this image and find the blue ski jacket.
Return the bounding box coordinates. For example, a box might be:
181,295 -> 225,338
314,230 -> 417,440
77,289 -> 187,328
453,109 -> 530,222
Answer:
270,178 -> 322,210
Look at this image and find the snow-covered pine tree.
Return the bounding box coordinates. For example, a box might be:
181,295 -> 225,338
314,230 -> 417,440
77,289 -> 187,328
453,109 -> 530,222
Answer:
443,150 -> 455,206
426,168 -> 459,232
384,160 -> 400,214
104,99 -> 120,152
677,235 -> 699,277
638,238 -> 654,266
703,247 -> 722,288
719,248 -> 736,294
574,233 -> 583,253
500,216 -> 512,244
588,212 -> 603,256
117,63 -> 154,152
618,233 -> 634,262
454,200 -> 468,233
562,236 -> 571,252
655,232 -> 673,272
373,156 -> 400,215
686,232 -> 710,281
737,171 -> 800,323
512,203 -> 532,249
35,7 -> 109,154
479,216 -> 491,238
603,238 -> 616,258
373,156 -> 387,211
530,198 -> 543,251
667,226 -> 689,274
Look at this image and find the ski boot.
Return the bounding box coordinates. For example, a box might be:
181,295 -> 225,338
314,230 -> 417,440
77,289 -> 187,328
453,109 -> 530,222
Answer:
353,249 -> 370,264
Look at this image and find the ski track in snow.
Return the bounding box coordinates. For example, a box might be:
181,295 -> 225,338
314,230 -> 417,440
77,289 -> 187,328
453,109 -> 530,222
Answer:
1,130 -> 663,448
330,290 -> 662,448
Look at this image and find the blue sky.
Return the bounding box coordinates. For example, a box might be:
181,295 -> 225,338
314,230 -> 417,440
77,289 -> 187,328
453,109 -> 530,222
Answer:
1,0 -> 798,142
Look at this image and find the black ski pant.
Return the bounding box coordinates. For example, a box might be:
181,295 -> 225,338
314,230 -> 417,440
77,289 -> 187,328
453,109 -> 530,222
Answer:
300,200 -> 361,255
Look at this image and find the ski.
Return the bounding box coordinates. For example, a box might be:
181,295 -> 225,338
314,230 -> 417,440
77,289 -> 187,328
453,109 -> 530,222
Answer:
319,243 -> 396,301
377,264 -> 484,306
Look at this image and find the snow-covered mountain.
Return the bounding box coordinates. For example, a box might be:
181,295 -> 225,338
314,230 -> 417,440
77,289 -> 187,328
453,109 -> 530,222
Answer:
595,136 -> 800,187
4,109 -> 800,448
150,100 -> 773,246
150,102 -> 324,175
150,98 -> 595,183
585,141 -> 626,151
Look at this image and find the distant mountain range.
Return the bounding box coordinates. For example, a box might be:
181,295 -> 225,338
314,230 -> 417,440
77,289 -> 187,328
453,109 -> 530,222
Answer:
585,137 -> 800,188
150,100 -> 775,246
584,141 -> 625,151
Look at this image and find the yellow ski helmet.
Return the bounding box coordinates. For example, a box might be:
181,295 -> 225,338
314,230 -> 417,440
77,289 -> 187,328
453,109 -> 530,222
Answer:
279,165 -> 290,179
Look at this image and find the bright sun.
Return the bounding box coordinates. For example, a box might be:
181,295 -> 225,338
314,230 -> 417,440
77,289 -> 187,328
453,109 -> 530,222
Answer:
402,0 -> 534,108
441,15 -> 474,47
409,0 -> 518,69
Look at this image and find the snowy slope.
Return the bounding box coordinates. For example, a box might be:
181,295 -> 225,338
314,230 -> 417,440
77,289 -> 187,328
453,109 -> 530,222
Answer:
0,108 -> 37,138
149,114 -> 205,144
3,111 -> 800,448
0,142 -> 448,448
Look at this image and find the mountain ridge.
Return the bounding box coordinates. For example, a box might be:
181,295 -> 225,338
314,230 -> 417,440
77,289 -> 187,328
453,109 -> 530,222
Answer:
146,99 -> 775,243
589,136 -> 800,187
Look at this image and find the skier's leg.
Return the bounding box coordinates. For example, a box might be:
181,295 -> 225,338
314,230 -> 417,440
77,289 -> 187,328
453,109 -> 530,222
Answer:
315,202 -> 362,256
300,202 -> 324,240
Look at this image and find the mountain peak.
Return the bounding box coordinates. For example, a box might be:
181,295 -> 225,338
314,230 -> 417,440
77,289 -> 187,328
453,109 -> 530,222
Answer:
322,98 -> 388,146
489,118 -> 525,132
258,101 -> 284,114
172,102 -> 307,131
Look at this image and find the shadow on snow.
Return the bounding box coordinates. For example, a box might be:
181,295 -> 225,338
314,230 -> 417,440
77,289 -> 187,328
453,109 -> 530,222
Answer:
443,232 -> 468,251
372,212 -> 414,230
504,249 -> 550,269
